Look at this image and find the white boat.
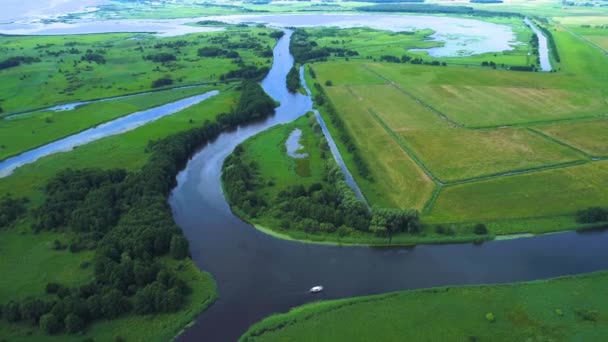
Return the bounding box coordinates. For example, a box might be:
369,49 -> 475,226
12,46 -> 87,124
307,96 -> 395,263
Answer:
309,286 -> 324,293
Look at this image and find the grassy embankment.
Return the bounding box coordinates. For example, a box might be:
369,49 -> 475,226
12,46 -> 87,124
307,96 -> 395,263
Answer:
0,26 -> 276,115
241,271 -> 608,341
305,17 -> 608,236
0,87 -> 239,341
0,85 -> 216,161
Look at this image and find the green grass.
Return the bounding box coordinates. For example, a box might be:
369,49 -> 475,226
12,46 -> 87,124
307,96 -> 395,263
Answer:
400,127 -> 585,182
241,271 -> 608,341
0,84 -> 218,161
321,82 -> 436,210
308,19 -> 608,232
0,256 -> 216,342
536,118 -> 608,157
426,160 -> 608,226
239,115 -> 326,202
0,88 -> 237,206
0,26 -> 276,114
365,61 -> 607,128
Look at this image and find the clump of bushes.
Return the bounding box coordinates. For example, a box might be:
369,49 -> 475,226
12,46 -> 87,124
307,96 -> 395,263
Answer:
576,207 -> 608,223
0,194 -> 28,229
151,76 -> 173,88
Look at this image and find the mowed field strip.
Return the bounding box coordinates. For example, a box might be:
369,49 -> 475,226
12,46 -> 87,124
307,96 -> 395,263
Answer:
311,23 -> 608,230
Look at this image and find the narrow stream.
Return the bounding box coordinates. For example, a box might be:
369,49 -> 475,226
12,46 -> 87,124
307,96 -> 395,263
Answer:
0,90 -> 219,177
524,18 -> 552,72
170,31 -> 608,342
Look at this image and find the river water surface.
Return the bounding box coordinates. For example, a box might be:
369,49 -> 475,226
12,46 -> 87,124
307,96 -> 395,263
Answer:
170,31 -> 608,341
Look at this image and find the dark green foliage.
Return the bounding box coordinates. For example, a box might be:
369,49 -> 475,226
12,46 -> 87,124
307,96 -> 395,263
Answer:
286,66 -> 301,93
197,46 -> 240,58
576,207 -> 608,223
289,29 -> 359,64
0,56 -> 40,70
269,31 -> 285,39
509,65 -> 536,72
5,301 -> 22,322
535,22 -> 561,63
101,289 -> 129,319
65,313 -> 84,333
170,235 -> 190,259
234,80 -> 276,120
152,76 -> 174,88
358,4 -> 522,17
40,313 -> 62,334
370,208 -> 421,237
474,223 -> 489,235
81,51 -> 106,64
0,194 -> 28,228
33,168 -> 126,232
220,65 -> 269,81
146,52 -> 177,63
20,298 -> 52,325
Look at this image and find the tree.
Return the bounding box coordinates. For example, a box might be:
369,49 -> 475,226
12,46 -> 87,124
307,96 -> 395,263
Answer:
170,235 -> 189,259
474,223 -> 488,235
65,313 -> 84,333
5,301 -> 22,322
325,80 -> 333,86
20,298 -> 49,325
39,313 -> 61,334
101,290 -> 129,319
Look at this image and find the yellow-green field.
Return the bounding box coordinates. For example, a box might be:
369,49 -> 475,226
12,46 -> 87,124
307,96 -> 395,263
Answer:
310,20 -> 608,233
536,119 -> 608,157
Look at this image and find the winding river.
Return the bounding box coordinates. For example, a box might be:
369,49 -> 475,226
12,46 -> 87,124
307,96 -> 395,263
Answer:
170,31 -> 608,341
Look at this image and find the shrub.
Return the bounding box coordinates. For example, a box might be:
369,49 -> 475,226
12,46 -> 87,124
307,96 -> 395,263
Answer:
151,76 -> 173,88
485,312 -> 495,323
474,223 -> 488,235
576,207 -> 608,223
325,80 -> 333,86
39,313 -> 61,334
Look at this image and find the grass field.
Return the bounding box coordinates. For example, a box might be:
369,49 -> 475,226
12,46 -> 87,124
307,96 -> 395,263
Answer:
0,26 -> 276,114
426,160 -> 608,226
401,127 -> 585,182
240,115 -> 327,202
536,118 -> 608,158
241,271 -> 608,341
310,18 -> 608,232
0,84 -> 219,161
322,84 -> 435,210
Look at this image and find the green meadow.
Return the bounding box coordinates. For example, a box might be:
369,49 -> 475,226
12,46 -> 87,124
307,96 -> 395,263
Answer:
241,271 -> 608,341
307,16 -> 608,235
0,26 -> 276,114
0,84 -> 218,161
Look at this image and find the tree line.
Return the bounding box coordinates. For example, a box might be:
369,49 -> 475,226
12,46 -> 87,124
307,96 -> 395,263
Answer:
357,4 -> 522,17
222,114 -> 420,239
286,66 -> 301,93
0,80 -> 276,335
0,194 -> 28,229
309,70 -> 372,180
289,29 -> 359,64
0,56 -> 40,70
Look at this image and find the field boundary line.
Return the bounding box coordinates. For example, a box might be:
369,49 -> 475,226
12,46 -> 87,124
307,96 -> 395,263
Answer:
443,159 -> 589,187
365,108 -> 442,185
360,64 -> 464,128
559,23 -> 608,56
526,127 -> 593,160
468,113 -> 608,130
422,185 -> 443,214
